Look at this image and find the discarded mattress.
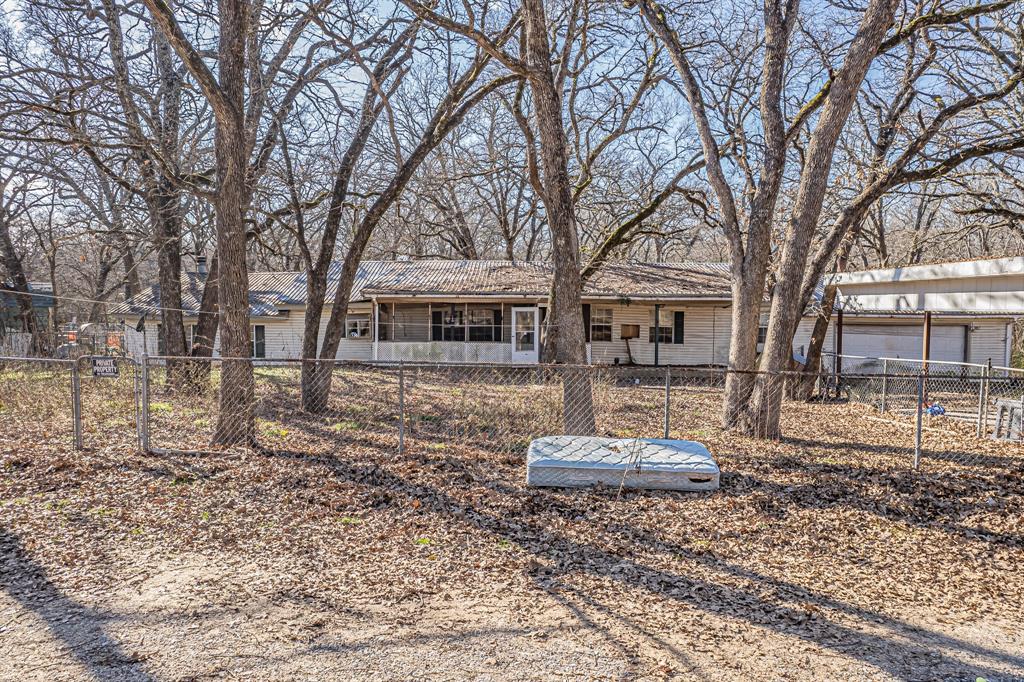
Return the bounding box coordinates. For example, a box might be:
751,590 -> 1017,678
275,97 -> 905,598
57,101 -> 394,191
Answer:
526,436 -> 720,491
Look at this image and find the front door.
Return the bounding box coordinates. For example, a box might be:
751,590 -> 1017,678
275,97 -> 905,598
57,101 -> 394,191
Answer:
511,306 -> 539,363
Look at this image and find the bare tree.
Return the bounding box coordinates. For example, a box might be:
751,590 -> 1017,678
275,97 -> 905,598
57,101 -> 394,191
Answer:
303,14 -> 521,412
0,154 -> 44,350
635,0 -> 1015,436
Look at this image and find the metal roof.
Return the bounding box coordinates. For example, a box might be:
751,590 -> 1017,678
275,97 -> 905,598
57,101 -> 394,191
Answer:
0,281 -> 56,309
111,271 -> 291,317
112,260 -> 735,317
360,260 -> 734,298
832,256 -> 1024,285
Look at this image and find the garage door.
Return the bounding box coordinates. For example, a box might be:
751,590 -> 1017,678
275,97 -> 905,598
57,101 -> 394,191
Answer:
843,324 -> 966,362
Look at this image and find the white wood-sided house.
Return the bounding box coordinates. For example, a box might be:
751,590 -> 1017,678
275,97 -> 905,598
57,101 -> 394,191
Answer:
113,257 -> 1022,367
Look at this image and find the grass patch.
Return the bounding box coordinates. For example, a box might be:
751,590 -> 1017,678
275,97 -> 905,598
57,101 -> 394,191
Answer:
258,419 -> 289,439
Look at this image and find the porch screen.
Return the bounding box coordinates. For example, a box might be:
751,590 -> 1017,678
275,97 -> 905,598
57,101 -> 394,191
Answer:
430,307 -> 466,341
468,308 -> 502,342
430,307 -> 503,342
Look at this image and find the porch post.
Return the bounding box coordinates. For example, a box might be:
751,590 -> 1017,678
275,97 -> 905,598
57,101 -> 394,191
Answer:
372,299 -> 379,362
654,303 -> 661,367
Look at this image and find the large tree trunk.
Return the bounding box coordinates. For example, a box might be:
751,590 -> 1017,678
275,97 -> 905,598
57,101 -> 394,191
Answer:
179,252 -> 218,392
722,268 -> 769,429
634,0 -> 787,433
522,0 -> 593,435
790,210 -> 870,400
152,17 -> 188,380
789,284 -> 837,401
154,188 -> 188,380
0,215 -> 41,353
746,0 -> 900,437
89,257 -> 113,322
210,0 -> 254,446
299,272 -> 329,410
190,252 -> 219,358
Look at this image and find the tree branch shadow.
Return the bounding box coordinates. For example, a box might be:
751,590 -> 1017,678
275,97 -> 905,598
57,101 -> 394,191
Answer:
0,526 -> 153,681
260,446 -> 1024,681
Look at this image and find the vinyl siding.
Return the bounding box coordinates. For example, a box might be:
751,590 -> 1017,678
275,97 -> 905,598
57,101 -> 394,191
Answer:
318,303 -> 373,361
588,303 -> 734,366
121,307 -> 1017,368
967,319 -> 1013,365
792,317 -> 836,359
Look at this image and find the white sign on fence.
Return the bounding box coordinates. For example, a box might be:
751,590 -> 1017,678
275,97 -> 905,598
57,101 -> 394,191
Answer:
92,357 -> 119,378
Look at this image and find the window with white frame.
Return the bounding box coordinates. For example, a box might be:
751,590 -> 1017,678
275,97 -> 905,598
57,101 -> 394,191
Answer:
252,324 -> 266,358
590,308 -> 613,342
346,315 -> 370,339
649,308 -> 673,344
649,308 -> 684,344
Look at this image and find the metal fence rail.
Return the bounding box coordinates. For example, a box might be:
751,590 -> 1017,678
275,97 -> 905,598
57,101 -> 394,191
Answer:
0,354 -> 1020,474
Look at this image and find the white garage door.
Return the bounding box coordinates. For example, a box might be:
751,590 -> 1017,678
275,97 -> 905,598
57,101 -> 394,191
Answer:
843,324 -> 966,362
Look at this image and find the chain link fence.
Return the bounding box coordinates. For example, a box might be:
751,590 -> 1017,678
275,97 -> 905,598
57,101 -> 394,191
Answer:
0,354 -> 1020,474
75,355 -> 141,451
0,357 -> 75,451
141,357 -> 402,454
824,354 -> 1024,466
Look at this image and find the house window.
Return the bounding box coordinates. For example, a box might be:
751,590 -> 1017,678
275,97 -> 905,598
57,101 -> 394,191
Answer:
252,325 -> 266,358
346,315 -> 370,339
441,307 -> 465,341
757,325 -> 768,345
468,308 -> 499,342
156,323 -> 165,356
591,308 -> 613,342
185,324 -> 197,353
649,309 -> 684,344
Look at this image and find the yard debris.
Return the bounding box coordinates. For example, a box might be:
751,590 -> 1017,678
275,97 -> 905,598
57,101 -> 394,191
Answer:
0,372 -> 1022,679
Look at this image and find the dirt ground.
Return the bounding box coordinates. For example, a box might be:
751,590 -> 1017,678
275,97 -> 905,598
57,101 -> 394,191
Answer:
2,376 -> 1024,680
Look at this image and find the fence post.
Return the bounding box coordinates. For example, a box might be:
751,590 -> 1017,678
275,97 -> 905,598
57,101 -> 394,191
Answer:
140,354 -> 150,452
914,374 -> 924,470
398,361 -> 405,455
983,359 -> 993,436
663,367 -> 671,439
133,357 -> 142,448
71,361 -> 83,450
1019,393 -> 1024,443
976,364 -> 988,438
880,358 -> 888,414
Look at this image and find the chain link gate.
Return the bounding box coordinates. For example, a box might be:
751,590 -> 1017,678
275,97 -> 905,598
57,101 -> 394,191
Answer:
73,355 -> 142,451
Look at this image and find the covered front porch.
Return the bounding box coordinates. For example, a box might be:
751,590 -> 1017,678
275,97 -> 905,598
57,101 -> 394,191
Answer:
370,299 -> 549,364
363,297 -> 726,366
